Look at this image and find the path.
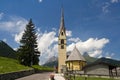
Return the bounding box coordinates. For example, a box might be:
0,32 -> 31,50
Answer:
15,72 -> 65,80
15,72 -> 52,80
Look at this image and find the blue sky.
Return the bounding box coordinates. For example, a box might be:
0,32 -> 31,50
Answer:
0,0 -> 120,64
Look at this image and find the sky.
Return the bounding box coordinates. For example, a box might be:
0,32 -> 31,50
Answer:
0,0 -> 120,64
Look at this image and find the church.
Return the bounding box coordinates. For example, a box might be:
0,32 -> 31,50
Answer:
58,9 -> 86,73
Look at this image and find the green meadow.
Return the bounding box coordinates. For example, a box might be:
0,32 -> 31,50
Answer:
0,57 -> 31,74
0,56 -> 53,74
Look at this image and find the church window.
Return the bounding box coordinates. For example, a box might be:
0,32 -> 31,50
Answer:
61,45 -> 64,49
61,32 -> 63,35
61,39 -> 64,44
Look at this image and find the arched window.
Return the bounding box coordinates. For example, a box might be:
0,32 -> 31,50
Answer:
61,32 -> 63,35
61,39 -> 64,44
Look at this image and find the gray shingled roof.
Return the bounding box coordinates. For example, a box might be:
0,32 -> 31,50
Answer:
66,46 -> 86,61
83,57 -> 120,70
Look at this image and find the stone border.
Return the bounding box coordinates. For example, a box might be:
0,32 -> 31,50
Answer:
0,69 -> 35,80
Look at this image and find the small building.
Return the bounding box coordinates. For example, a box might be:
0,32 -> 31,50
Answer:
66,46 -> 86,71
83,57 -> 120,77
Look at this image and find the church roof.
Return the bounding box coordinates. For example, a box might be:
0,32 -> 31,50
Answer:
83,57 -> 120,70
66,46 -> 86,61
59,8 -> 66,36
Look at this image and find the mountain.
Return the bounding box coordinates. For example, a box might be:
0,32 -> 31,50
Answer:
0,40 -> 16,59
43,56 -> 58,67
43,52 -> 97,67
83,52 -> 97,64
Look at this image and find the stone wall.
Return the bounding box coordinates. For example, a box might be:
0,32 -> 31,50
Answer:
0,69 -> 35,80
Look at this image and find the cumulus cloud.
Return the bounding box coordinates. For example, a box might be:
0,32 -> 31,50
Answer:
67,38 -> 109,57
0,16 -> 27,33
0,14 -> 28,45
37,31 -> 58,64
37,31 -> 58,53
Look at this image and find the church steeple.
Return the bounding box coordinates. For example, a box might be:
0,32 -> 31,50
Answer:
58,8 -> 67,73
59,8 -> 66,36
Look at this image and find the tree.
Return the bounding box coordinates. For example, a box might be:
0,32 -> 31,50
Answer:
17,19 -> 40,66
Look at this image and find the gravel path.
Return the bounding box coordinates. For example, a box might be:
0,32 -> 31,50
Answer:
15,72 -> 52,80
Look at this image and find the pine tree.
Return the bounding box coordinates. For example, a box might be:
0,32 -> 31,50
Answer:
17,19 -> 40,66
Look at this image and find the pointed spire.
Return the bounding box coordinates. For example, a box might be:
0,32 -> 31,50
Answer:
59,7 -> 66,35
61,7 -> 64,26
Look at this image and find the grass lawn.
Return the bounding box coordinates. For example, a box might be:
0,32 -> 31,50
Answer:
69,76 -> 119,80
32,65 -> 54,71
0,57 -> 32,74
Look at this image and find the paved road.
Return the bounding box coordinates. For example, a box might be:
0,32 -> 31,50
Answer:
16,72 -> 52,80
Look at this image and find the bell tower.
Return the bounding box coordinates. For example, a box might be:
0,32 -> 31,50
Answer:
58,8 -> 66,73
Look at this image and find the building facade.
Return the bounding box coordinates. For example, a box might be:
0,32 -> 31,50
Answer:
83,58 -> 120,77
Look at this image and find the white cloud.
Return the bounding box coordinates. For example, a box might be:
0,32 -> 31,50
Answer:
37,31 -> 58,64
38,0 -> 43,3
0,14 -> 28,44
37,31 -> 58,52
0,13 -> 4,20
66,30 -> 72,37
68,37 -> 80,42
67,43 -> 76,52
67,38 -> 109,58
0,16 -> 27,33
14,31 -> 24,43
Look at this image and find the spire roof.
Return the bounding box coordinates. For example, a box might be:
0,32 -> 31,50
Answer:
66,46 -> 86,61
59,8 -> 66,35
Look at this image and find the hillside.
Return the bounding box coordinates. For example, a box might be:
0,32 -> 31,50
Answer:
0,56 -> 31,74
0,40 -> 16,59
83,52 -> 97,64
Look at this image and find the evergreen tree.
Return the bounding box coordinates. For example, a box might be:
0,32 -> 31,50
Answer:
17,19 -> 40,66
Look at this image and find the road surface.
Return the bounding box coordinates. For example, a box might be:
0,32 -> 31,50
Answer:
16,72 -> 52,80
